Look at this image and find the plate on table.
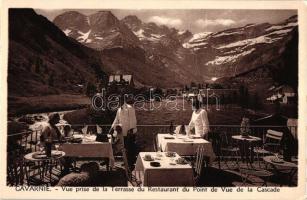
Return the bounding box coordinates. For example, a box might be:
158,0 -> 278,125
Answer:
176,158 -> 188,165
32,153 -> 47,159
189,135 -> 202,139
156,152 -> 163,157
150,162 -> 161,167
169,162 -> 177,165
165,152 -> 176,157
71,138 -> 82,143
154,157 -> 162,160
143,155 -> 154,161
164,136 -> 175,139
272,158 -> 284,163
73,134 -> 83,140
52,151 -> 63,156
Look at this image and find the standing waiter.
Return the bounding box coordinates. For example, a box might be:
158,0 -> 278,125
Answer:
110,94 -> 137,170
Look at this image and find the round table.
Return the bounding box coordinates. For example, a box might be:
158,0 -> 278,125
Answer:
232,135 -> 261,164
263,155 -> 297,186
24,151 -> 65,185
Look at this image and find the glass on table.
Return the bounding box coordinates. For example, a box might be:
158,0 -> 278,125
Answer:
39,146 -> 44,153
156,146 -> 163,157
54,144 -> 60,151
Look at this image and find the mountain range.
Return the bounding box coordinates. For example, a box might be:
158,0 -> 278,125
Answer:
54,11 -> 298,87
8,9 -> 298,97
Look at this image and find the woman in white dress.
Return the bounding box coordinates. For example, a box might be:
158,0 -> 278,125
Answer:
188,99 -> 210,140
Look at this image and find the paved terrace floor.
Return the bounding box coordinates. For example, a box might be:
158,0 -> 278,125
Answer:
21,158 -> 297,187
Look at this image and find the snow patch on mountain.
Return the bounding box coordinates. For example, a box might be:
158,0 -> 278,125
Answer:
183,41 -> 208,49
85,39 -> 92,43
217,35 -> 279,49
178,30 -> 188,35
265,22 -> 297,31
63,29 -> 72,36
151,33 -> 164,39
86,16 -> 90,25
133,29 -> 145,39
133,29 -> 164,42
77,30 -> 91,42
266,29 -> 293,36
206,48 -> 255,65
189,32 -> 212,42
212,31 -> 242,37
182,32 -> 211,49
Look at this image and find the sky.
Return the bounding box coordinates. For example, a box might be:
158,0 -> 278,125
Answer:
35,9 -> 297,33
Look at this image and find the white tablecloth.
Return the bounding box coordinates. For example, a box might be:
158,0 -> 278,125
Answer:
157,133 -> 216,165
135,152 -> 194,186
61,135 -> 115,167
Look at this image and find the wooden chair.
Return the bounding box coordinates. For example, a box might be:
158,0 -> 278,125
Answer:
114,125 -> 142,187
254,129 -> 283,166
152,133 -> 159,152
193,146 -> 207,186
239,140 -> 274,186
219,132 -> 240,169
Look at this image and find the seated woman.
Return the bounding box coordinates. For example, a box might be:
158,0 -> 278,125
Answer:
39,113 -> 62,146
188,99 -> 210,140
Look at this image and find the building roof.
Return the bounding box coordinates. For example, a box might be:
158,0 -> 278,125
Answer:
109,75 -> 133,84
274,85 -> 295,93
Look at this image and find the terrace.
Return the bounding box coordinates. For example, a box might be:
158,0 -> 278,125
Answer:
7,124 -> 298,187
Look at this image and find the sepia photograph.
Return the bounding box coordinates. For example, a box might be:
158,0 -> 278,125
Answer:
2,1 -> 304,197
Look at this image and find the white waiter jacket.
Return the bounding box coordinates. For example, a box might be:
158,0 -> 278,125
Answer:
111,103 -> 137,136
188,109 -> 210,137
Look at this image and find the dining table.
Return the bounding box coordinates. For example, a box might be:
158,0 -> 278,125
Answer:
135,152 -> 194,186
60,134 -> 115,168
263,155 -> 298,186
156,133 -> 216,165
231,134 -> 262,163
24,150 -> 65,185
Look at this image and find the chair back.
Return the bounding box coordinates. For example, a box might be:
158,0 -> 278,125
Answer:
220,132 -> 232,147
265,129 -> 283,142
194,146 -> 206,185
153,133 -> 158,152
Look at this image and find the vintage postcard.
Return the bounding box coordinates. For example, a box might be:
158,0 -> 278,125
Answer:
0,0 -> 306,199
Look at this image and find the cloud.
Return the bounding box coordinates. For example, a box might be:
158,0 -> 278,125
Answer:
195,18 -> 236,27
148,16 -> 182,27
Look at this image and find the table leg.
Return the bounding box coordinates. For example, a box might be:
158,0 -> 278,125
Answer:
250,144 -> 254,163
24,161 -> 29,185
48,160 -> 54,186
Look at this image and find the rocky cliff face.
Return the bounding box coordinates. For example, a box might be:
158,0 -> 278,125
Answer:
183,15 -> 298,81
54,11 -> 140,50
8,9 -> 106,96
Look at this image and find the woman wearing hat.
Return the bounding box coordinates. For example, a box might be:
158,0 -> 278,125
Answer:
39,113 -> 63,147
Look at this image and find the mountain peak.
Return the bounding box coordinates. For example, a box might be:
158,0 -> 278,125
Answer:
53,11 -> 89,32
59,11 -> 84,17
90,11 -> 117,21
122,15 -> 142,25
123,15 -> 141,22
89,11 -> 119,30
